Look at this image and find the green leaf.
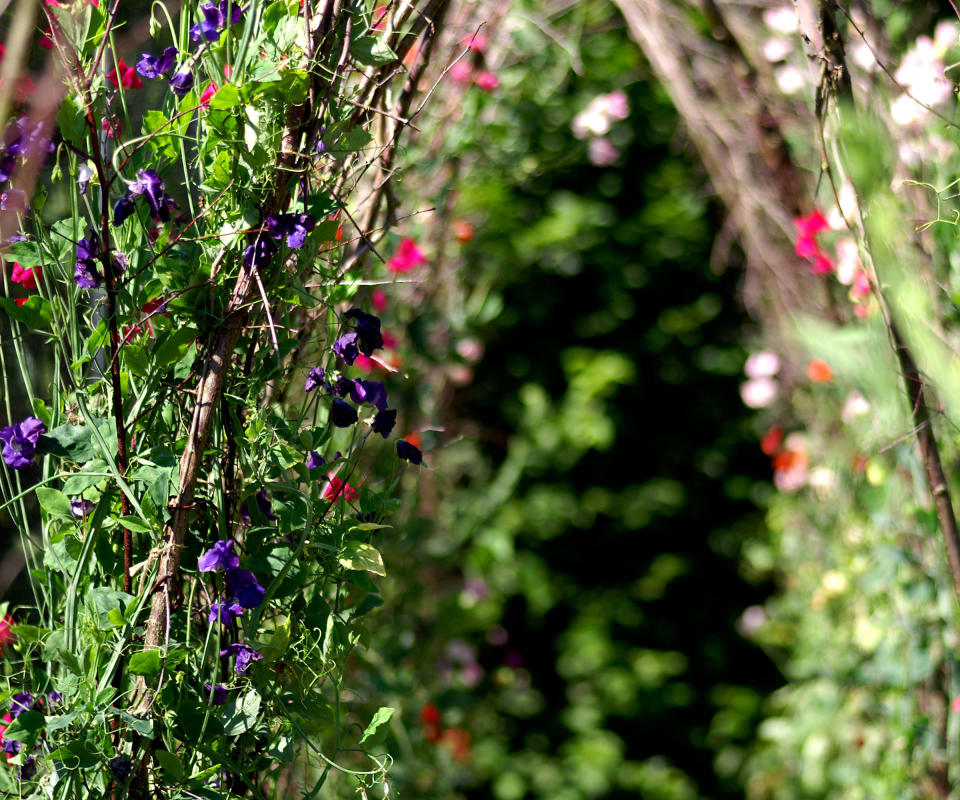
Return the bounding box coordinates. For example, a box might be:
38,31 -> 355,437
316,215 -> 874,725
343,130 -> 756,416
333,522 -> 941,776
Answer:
118,516 -> 152,533
57,96 -> 87,146
119,710 -> 153,736
106,608 -> 125,627
208,84 -> 241,110
48,738 -> 99,769
44,534 -> 82,573
124,344 -> 149,377
128,649 -> 162,677
352,522 -> 392,532
43,630 -> 82,674
5,240 -> 43,267
0,296 -> 53,328
3,710 -> 44,744
222,690 -> 261,736
338,541 -> 386,576
85,588 -> 134,630
45,711 -> 79,731
63,460 -> 108,494
40,419 -> 117,463
359,706 -> 394,743
9,624 -> 45,642
154,749 -> 185,779
350,36 -> 398,66
36,488 -> 73,519
154,327 -> 197,368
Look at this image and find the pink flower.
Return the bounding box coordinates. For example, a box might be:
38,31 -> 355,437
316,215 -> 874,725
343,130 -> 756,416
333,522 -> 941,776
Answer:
387,238 -> 425,273
811,254 -> 835,275
475,71 -> 499,91
11,263 -> 40,290
372,288 -> 387,312
463,32 -> 487,52
450,61 -> 472,84
793,209 -> 835,275
199,81 -> 218,110
107,58 -> 143,89
0,614 -> 15,651
851,269 -> 871,299
794,209 -> 828,239
39,28 -> 54,49
323,472 -> 358,503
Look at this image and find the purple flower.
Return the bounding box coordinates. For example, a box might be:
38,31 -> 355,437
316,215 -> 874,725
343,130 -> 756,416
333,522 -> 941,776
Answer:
350,379 -> 387,411
110,757 -> 132,778
208,599 -> 244,624
70,498 -> 94,517
331,375 -> 353,397
306,451 -> 324,470
255,489 -> 277,521
397,440 -> 423,465
220,0 -> 244,24
0,417 -> 45,470
333,333 -> 360,365
371,409 -> 396,439
113,196 -> 135,226
220,642 -> 263,675
197,539 -> 240,573
10,692 -> 33,718
225,568 -> 265,609
242,236 -> 278,271
136,46 -> 178,79
344,308 -> 383,356
331,398 -> 358,428
74,229 -> 100,289
130,169 -> 177,221
76,163 -> 93,195
204,683 -> 228,705
266,213 -> 316,249
0,154 -> 15,184
17,756 -> 35,781
190,1 -> 244,40
169,69 -> 195,96
47,691 -> 61,706
1,737 -> 20,755
305,366 -> 325,393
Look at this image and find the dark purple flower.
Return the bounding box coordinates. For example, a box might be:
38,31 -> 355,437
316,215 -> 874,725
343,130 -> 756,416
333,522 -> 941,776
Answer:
208,599 -> 244,624
344,308 -> 383,355
109,757 -> 132,778
331,375 -> 353,397
2,737 -> 20,756
17,756 -> 35,780
197,539 -> 240,573
350,379 -> 388,411
74,229 -> 100,289
204,683 -> 228,705
220,0 -> 244,24
333,333 -> 359,365
397,440 -> 423,465
371,409 -> 396,439
243,237 -> 278,271
306,451 -> 324,470
113,196 -> 135,226
305,366 -> 325,393
10,692 -> 33,718
169,69 -> 195,96
136,46 -> 178,79
225,568 -> 265,609
0,154 -> 15,184
47,691 -> 61,706
266,213 -> 316,249
255,489 -> 277,521
1,189 -> 26,212
220,642 -> 263,675
130,169 -> 177,221
190,1 -> 244,40
331,398 -> 358,428
70,498 -> 94,517
0,417 -> 45,470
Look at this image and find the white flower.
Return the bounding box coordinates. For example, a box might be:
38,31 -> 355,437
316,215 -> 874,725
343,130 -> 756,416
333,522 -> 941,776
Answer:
763,6 -> 798,34
740,376 -> 778,408
841,390 -> 870,421
762,37 -> 793,62
775,65 -> 806,94
851,41 -> 878,71
834,237 -> 860,285
744,350 -> 781,378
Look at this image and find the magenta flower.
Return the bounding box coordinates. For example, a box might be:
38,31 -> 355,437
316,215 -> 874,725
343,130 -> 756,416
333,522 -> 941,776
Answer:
387,238 -> 425,272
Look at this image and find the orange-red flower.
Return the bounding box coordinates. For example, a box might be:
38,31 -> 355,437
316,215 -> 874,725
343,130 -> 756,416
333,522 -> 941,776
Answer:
107,58 -> 143,89
806,358 -> 833,383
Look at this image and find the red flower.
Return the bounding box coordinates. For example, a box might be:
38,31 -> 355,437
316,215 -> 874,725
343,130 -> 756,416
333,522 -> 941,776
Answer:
794,210 -> 828,239
793,209 -> 835,275
323,472 -> 358,503
0,615 -> 14,651
760,425 -> 783,457
39,28 -> 54,49
107,58 -> 143,89
199,81 -> 218,110
387,238 -> 425,273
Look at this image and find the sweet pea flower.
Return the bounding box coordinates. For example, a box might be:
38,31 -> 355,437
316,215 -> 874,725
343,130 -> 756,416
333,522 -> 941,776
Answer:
113,196 -> 135,226
169,69 -> 195,96
475,71 -> 499,91
225,568 -> 265,608
331,398 -> 358,427
209,599 -> 244,624
11,263 -> 39,290
333,333 -> 360,365
1,417 -> 45,470
387,238 -> 425,272
450,60 -> 473,84
70,498 -> 94,517
107,58 -> 143,89
0,616 -> 14,651
130,169 -> 177,221
76,163 -> 94,195
74,230 -> 100,288
323,471 -> 358,503
305,366 -> 326,392
199,81 -> 218,110
243,237 -> 278,270
136,46 -> 178,79
197,539 -> 240,572
190,1 -> 244,42
345,308 -> 384,355
0,189 -> 26,212
265,212 -> 316,248
110,757 -> 133,778
397,439 -> 423,465
220,642 -> 263,675
306,451 -> 324,469
371,408 -> 396,438
204,684 -> 228,705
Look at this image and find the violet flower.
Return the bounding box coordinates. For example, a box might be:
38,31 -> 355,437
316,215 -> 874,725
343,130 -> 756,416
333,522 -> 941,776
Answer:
70,498 -> 94,517
74,229 -> 100,289
220,642 -> 263,675
266,213 -> 316,249
197,539 -> 240,572
1,189 -> 26,212
255,489 -> 277,521
306,451 -> 324,470
77,163 -> 94,195
242,237 -> 278,271
190,1 -> 244,41
344,308 -> 384,355
204,683 -> 228,705
10,693 -> 33,718
350,379 -> 387,411
130,169 -> 177,221
136,46 -> 178,79
333,333 -> 360,366
169,69 -> 195,97
305,366 -> 325,393
113,196 -> 135,226
225,568 -> 265,609
0,417 -> 45,470
209,600 -> 244,625
110,757 -> 132,778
